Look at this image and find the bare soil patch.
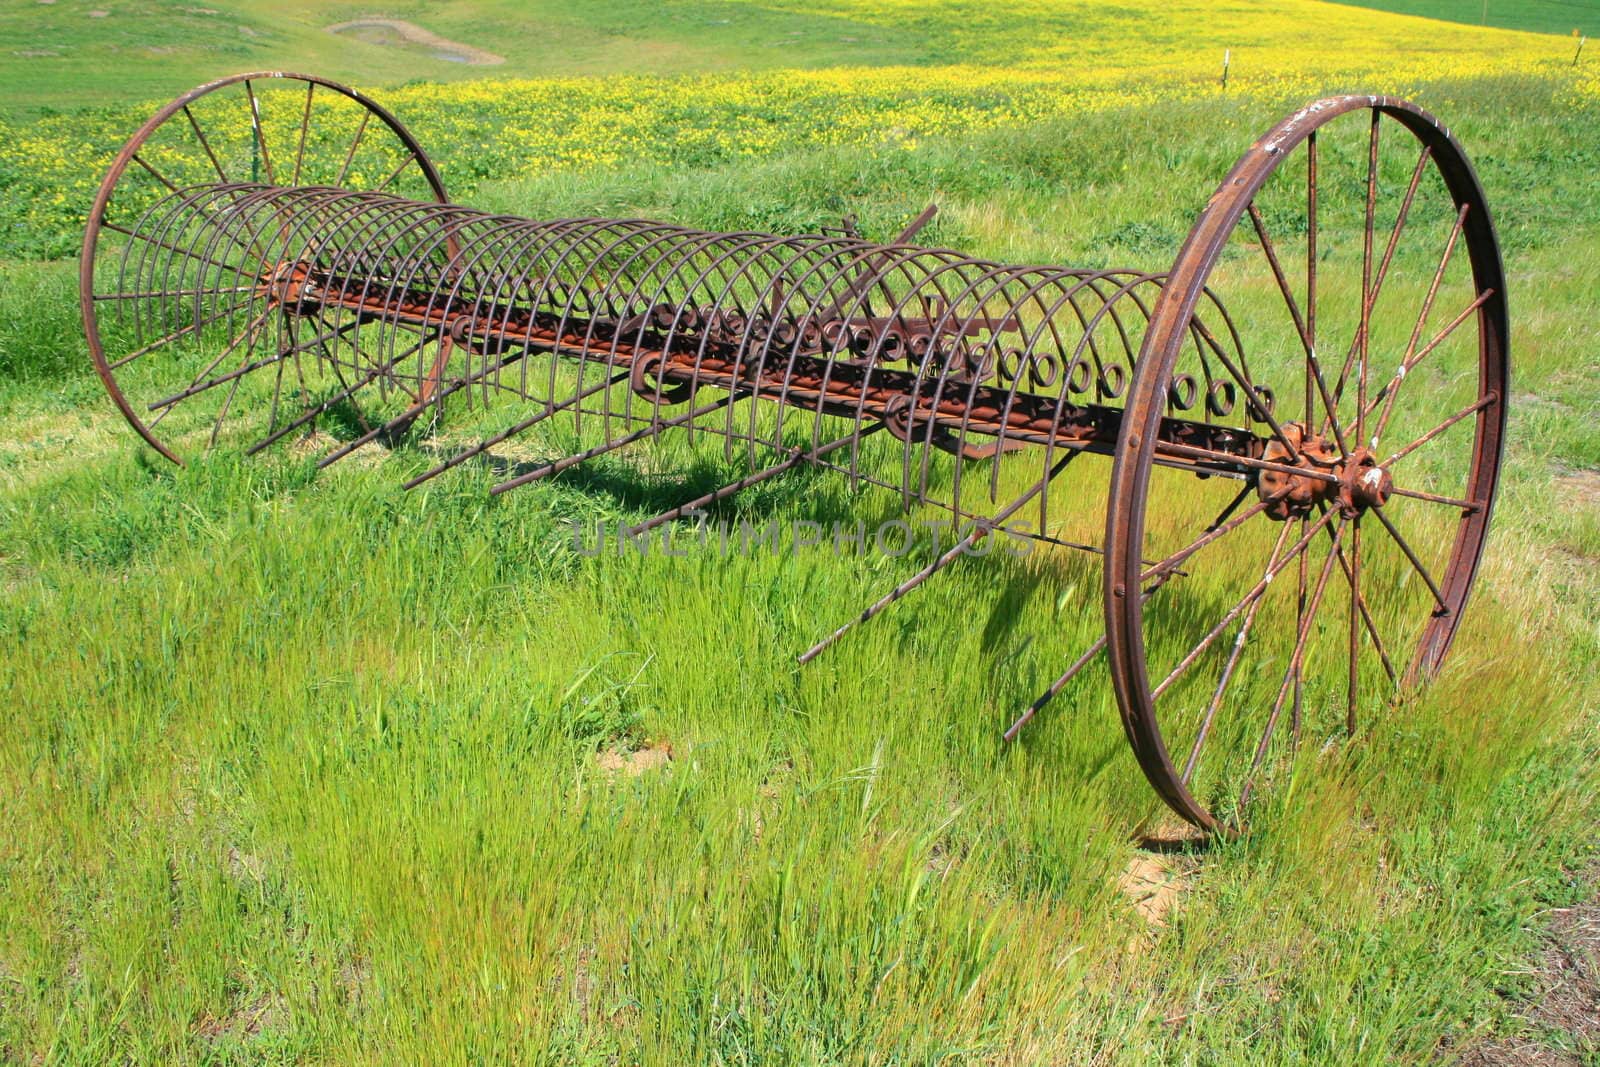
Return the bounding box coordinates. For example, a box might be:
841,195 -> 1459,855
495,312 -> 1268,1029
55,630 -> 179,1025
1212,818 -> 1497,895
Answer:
288,429 -> 385,470
1458,860 -> 1600,1065
195,992 -> 286,1045
1554,467 -> 1600,512
596,741 -> 672,778
1118,851 -> 1193,930
326,18 -> 504,66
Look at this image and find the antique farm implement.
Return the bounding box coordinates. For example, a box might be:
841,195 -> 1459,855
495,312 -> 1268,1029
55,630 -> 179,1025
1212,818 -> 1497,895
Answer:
80,74 -> 1507,832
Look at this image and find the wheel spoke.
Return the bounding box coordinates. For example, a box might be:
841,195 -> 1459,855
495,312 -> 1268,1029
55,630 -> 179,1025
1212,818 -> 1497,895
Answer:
148,307 -> 270,408
1153,440 -> 1339,487
108,297 -> 256,371
1386,485 -> 1482,512
1206,481 -> 1254,533
350,333 -> 422,404
1151,508 -> 1336,700
1305,130 -> 1318,427
130,153 -> 180,194
148,316 -> 360,412
99,220 -> 247,280
1293,515 -> 1308,738
1369,288 -> 1495,442
149,310 -> 271,430
377,152 -> 417,193
266,325 -> 292,434
243,80 -> 276,185
243,330 -> 427,456
1246,202 -> 1348,455
1318,506 -> 1398,689
1382,392 -> 1498,467
1369,505 -> 1449,610
210,352 -> 251,448
182,105 -> 230,183
1189,315 -> 1304,458
1366,144 -> 1433,342
1141,494 -> 1280,583
1241,518 -> 1346,802
1180,520 -> 1295,784
1332,111 -> 1381,428
96,286 -> 260,302
1347,515 -> 1361,735
1333,144 -> 1434,428
1364,202 -> 1468,437
335,111 -> 371,188
1246,202 -> 1313,352
292,82 -> 314,187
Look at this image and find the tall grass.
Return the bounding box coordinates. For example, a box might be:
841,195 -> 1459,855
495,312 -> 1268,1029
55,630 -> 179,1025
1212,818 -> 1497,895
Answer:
1,75 -> 1597,1064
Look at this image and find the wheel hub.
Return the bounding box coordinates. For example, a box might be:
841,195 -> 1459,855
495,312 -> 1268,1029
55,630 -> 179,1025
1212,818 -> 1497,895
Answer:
1258,422 -> 1392,520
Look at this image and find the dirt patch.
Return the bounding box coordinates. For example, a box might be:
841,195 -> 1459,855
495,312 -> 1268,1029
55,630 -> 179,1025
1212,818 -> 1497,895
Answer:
326,18 -> 504,66
1554,468 -> 1600,512
1118,851 -> 1193,930
596,741 -> 672,778
287,428 -> 386,470
750,760 -> 792,843
224,846 -> 265,886
1458,1040 -> 1580,1067
338,954 -> 372,1012
195,993 -> 286,1044
1458,860 -> 1600,1065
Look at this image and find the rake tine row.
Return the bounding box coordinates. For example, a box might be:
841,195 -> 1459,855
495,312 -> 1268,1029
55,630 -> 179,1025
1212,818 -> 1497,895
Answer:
79,74 -> 1508,833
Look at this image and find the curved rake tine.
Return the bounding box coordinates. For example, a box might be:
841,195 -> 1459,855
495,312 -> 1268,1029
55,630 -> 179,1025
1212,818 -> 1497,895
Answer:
634,424 -> 885,536
401,371 -> 631,489
1002,635 -> 1107,742
489,394 -> 736,496
320,340 -> 535,468
799,449 -> 1078,666
245,328 -> 441,455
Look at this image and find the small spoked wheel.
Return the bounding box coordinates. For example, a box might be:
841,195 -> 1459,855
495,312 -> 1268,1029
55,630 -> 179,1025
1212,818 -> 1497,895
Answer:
1106,97 -> 1507,833
80,72 -> 451,465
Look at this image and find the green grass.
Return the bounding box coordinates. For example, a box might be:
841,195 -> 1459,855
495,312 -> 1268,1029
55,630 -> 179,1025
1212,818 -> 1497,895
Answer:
2,23 -> 1600,1067
0,0 -> 984,118
0,1 -> 889,118
1344,0 -> 1600,37
3,0 -> 1595,118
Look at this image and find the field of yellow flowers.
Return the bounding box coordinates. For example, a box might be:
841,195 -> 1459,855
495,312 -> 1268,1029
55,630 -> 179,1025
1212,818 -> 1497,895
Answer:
1,0 -> 1593,258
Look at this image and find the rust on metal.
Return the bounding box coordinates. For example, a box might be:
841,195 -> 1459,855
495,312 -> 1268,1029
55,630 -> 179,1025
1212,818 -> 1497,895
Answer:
78,74 -> 1508,833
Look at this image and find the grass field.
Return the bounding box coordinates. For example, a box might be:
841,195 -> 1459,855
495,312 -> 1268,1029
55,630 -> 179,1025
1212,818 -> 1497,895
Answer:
1341,0 -> 1600,37
2,1 -> 1599,1064
1,0 -> 1597,118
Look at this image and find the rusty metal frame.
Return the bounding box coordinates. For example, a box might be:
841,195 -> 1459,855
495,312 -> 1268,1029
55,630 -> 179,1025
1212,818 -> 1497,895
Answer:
78,76 -> 1508,833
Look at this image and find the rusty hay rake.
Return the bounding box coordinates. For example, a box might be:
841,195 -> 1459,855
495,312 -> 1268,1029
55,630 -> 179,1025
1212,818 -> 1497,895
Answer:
80,74 -> 1507,832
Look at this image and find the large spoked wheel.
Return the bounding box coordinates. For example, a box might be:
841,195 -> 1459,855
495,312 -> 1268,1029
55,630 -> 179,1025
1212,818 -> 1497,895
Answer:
1105,97 -> 1508,833
80,72 -> 451,465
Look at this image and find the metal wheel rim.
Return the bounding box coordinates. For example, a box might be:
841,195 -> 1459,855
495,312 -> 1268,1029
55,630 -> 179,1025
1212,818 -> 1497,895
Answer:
79,71 -> 451,465
1104,95 -> 1509,833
